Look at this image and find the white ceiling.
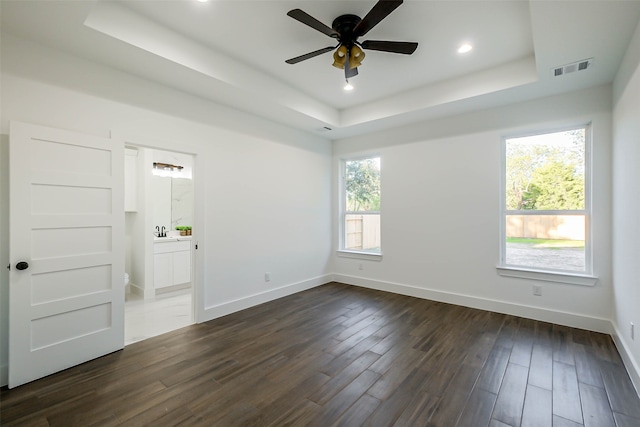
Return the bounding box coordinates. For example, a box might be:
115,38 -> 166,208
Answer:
2,0 -> 640,139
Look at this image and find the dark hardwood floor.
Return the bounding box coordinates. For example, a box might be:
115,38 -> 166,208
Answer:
1,282 -> 639,426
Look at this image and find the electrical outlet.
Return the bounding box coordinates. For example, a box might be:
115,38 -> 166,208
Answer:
631,322 -> 635,340
533,285 -> 542,296
265,272 -> 271,282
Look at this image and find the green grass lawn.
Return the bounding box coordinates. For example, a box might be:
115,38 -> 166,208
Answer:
506,237 -> 585,249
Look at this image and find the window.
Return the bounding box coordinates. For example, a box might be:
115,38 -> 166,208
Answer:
340,156 -> 381,255
500,126 -> 591,276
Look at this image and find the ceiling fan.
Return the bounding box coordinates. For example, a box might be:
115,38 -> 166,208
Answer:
285,0 -> 418,81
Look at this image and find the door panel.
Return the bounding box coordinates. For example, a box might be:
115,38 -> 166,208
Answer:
9,121 -> 124,388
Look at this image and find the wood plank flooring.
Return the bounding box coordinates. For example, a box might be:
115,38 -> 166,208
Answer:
1,282 -> 639,426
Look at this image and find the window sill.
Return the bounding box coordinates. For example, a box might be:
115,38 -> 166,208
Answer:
336,250 -> 383,261
496,266 -> 597,286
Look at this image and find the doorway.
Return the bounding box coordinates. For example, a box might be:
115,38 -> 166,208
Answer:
123,146 -> 196,345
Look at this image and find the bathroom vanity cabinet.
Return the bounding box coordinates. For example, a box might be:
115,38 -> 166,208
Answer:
153,239 -> 191,290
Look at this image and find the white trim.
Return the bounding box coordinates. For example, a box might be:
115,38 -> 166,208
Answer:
496,266 -> 598,286
611,324 -> 640,398
338,155 -> 382,254
200,274 -> 332,323
336,250 -> 383,261
504,210 -> 587,216
499,124 -> 593,275
112,132 -> 206,324
333,273 -> 612,333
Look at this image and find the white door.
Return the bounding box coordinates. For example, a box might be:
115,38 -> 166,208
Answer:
8,121 -> 124,388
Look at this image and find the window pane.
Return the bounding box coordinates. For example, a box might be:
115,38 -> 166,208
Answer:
506,129 -> 585,211
343,157 -> 381,253
345,158 -> 380,212
505,214 -> 585,272
345,214 -> 380,252
503,127 -> 589,273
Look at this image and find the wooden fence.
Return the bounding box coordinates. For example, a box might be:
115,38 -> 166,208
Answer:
506,215 -> 585,240
346,214 -> 582,247
346,214 -> 381,250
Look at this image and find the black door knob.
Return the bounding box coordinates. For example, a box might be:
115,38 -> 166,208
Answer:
16,261 -> 29,271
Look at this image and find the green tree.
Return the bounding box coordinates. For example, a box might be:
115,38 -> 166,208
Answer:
506,130 -> 585,211
531,160 -> 584,209
346,158 -> 380,211
505,144 -> 549,210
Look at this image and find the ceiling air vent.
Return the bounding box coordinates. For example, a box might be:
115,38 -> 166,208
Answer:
316,126 -> 332,132
552,58 -> 593,77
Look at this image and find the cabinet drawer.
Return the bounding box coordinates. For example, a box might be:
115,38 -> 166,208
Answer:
154,240 -> 191,254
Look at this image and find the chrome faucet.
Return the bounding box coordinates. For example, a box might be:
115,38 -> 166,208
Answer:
161,226 -> 166,237
155,226 -> 160,237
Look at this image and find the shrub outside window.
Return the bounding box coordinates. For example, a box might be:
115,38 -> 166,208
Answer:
501,126 -> 591,274
341,156 -> 381,254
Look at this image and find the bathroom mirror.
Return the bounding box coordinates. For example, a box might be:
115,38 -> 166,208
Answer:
152,175 -> 194,232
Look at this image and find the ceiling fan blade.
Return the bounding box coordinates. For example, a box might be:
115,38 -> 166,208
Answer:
361,40 -> 418,55
286,46 -> 336,64
353,0 -> 403,37
287,9 -> 339,38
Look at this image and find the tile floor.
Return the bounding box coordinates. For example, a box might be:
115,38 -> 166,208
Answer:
124,288 -> 193,345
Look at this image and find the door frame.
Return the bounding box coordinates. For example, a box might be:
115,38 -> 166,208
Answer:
114,132 -> 205,324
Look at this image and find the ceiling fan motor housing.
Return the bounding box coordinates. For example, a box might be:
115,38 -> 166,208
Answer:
332,14 -> 362,47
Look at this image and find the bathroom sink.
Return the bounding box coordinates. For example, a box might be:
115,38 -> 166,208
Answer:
154,235 -> 192,242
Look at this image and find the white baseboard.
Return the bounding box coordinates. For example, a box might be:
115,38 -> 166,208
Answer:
200,274 -> 333,323
129,282 -> 155,300
611,324 -> 640,397
333,274 -> 613,334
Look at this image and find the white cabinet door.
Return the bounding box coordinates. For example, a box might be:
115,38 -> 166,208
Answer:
172,250 -> 191,285
154,253 -> 173,289
9,121 -> 124,388
154,241 -> 191,290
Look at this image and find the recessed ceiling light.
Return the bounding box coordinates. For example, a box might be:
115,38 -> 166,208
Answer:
196,0 -> 209,3
458,44 -> 473,54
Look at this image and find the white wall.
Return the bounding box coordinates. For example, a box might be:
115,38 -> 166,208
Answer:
332,84 -> 613,333
612,19 -> 640,392
0,36 -> 333,385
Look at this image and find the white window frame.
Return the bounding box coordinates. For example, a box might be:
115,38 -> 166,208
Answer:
497,124 -> 597,286
337,155 -> 382,260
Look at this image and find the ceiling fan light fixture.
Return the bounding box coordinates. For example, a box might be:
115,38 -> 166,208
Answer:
332,45 -> 348,69
349,45 -> 365,69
